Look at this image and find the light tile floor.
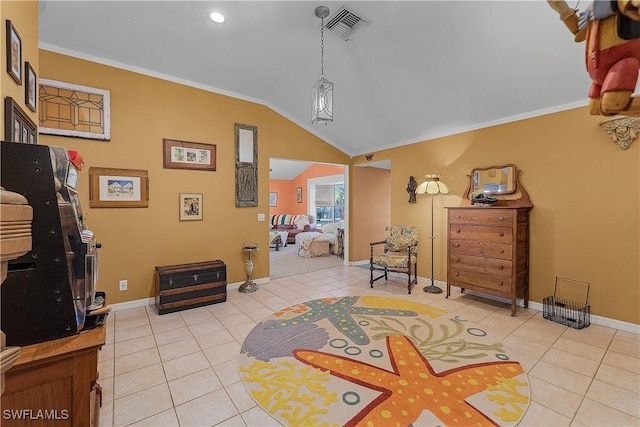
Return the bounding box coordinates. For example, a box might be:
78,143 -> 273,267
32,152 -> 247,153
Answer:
99,266 -> 640,426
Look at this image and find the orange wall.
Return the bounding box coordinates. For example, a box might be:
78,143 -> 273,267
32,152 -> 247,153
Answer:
269,163 -> 345,216
269,180 -> 295,215
351,166 -> 391,261
352,107 -> 639,324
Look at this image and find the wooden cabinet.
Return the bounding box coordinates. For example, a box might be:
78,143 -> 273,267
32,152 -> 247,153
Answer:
1,326 -> 105,426
446,207 -> 531,316
155,260 -> 227,315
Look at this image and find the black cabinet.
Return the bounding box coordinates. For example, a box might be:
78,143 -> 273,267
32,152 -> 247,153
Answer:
154,260 -> 226,314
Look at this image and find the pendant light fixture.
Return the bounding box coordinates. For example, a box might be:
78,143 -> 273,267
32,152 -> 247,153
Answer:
312,6 -> 333,124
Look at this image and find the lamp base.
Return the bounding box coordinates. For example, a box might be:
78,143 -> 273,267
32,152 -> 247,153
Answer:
423,284 -> 443,294
239,280 -> 259,293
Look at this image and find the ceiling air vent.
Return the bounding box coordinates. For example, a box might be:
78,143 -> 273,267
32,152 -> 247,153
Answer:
324,6 -> 371,40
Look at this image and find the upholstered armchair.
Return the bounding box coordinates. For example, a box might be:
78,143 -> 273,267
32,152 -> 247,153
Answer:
370,226 -> 419,294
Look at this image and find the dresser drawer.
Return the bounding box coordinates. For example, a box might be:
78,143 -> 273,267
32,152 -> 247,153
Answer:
449,224 -> 512,243
449,209 -> 514,225
449,239 -> 512,260
448,253 -> 512,277
448,268 -> 512,294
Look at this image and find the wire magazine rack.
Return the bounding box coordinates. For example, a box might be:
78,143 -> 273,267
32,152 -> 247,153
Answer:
543,276 -> 591,329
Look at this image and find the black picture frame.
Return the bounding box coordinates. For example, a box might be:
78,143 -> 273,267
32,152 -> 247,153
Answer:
6,20 -> 22,85
4,97 -> 37,144
24,62 -> 36,112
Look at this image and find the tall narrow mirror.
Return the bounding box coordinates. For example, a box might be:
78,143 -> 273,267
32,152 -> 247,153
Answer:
235,123 -> 258,207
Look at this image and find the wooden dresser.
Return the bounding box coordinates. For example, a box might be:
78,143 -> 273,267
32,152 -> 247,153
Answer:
447,164 -> 533,316
446,206 -> 531,315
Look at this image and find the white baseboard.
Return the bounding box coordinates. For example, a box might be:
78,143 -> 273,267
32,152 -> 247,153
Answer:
109,277 -> 272,312
109,274 -> 639,335
450,286 -> 639,335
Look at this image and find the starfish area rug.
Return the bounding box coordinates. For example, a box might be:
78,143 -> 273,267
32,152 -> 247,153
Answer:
238,296 -> 530,427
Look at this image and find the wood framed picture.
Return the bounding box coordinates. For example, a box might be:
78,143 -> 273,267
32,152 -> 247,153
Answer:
4,97 -> 37,144
6,20 -> 21,85
163,139 -> 216,171
296,187 -> 302,203
89,167 -> 149,208
269,192 -> 278,207
179,193 -> 203,221
24,61 -> 36,112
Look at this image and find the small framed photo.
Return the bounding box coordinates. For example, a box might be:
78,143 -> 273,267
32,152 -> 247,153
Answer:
180,193 -> 203,221
163,139 -> 216,171
24,62 -> 36,112
6,20 -> 22,85
89,167 -> 149,208
269,192 -> 278,207
296,187 -> 302,203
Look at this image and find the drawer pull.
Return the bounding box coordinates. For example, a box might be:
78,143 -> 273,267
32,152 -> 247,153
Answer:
455,243 -> 460,248
500,249 -> 505,253
193,273 -> 199,283
499,232 -> 505,237
499,216 -> 505,221
455,229 -> 461,233
169,278 -> 173,287
455,257 -> 460,262
455,272 -> 459,277
499,265 -> 504,270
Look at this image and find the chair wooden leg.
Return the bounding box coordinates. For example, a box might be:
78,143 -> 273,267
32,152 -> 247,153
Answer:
370,265 -> 374,288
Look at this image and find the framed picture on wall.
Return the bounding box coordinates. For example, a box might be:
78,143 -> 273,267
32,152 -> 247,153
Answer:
163,139 -> 216,171
179,193 -> 203,221
24,61 -> 37,112
4,97 -> 37,144
269,192 -> 278,207
89,167 -> 149,208
6,20 -> 22,85
296,187 -> 302,203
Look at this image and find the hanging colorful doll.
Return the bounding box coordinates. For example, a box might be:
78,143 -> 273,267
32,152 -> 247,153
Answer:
547,0 -> 640,116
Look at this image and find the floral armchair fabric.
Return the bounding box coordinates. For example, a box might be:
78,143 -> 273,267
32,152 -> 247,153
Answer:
370,225 -> 419,294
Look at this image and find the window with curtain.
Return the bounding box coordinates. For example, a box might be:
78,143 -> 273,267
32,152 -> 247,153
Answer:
315,184 -> 344,225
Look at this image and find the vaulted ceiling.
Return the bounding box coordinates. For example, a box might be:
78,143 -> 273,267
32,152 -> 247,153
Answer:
38,1 -> 594,157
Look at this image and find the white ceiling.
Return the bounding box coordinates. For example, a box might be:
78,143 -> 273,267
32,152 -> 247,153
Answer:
38,1 -> 594,159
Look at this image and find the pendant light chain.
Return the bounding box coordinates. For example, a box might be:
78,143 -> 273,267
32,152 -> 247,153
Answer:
320,16 -> 325,76
312,5 -> 333,124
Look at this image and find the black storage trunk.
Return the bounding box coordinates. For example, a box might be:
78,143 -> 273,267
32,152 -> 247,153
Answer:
155,260 -> 227,315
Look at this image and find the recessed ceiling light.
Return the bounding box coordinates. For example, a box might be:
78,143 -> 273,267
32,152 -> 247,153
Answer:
210,12 -> 225,23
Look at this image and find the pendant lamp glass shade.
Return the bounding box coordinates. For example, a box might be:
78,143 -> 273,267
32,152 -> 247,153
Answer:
312,6 -> 333,124
312,75 -> 333,124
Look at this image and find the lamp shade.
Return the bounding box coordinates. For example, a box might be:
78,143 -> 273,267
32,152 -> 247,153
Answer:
416,173 -> 449,195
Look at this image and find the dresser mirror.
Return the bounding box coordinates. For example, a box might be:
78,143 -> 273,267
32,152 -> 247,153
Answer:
469,164 -> 516,197
462,164 -> 532,208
